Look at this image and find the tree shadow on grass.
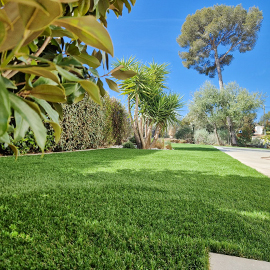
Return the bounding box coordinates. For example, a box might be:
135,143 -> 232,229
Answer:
1,165 -> 269,269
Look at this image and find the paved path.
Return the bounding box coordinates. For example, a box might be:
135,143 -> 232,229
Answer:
209,253 -> 270,270
214,146 -> 270,178
210,147 -> 270,270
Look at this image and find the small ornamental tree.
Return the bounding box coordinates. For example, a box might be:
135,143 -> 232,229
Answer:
113,57 -> 183,149
0,0 -> 136,158
177,4 -> 263,145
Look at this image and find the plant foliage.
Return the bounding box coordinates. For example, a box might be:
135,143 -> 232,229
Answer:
0,0 -> 136,158
113,57 -> 183,149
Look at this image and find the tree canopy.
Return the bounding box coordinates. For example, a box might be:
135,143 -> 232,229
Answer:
0,0 -> 136,158
177,4 -> 263,90
188,81 -> 263,145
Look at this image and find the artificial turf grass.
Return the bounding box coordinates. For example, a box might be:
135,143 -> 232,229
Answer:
0,144 -> 269,269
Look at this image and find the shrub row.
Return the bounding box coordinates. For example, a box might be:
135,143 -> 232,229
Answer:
0,94 -> 131,155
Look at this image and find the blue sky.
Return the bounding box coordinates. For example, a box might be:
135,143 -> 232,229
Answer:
103,0 -> 270,121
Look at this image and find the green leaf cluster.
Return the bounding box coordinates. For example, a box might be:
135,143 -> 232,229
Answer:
188,81 -> 263,145
113,57 -> 184,149
0,0 -> 136,158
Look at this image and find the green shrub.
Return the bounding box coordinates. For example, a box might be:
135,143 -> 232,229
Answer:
0,125 -> 55,155
102,95 -> 132,146
1,94 -> 132,155
122,141 -> 136,149
129,135 -> 136,144
54,95 -> 105,151
175,125 -> 193,140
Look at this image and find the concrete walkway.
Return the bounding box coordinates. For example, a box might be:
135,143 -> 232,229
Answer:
209,253 -> 270,270
214,146 -> 270,178
210,147 -> 270,270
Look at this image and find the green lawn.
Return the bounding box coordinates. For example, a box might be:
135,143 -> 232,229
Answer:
0,144 -> 269,269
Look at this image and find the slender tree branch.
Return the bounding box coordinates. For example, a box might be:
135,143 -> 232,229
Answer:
219,40 -> 241,62
2,36 -> 52,79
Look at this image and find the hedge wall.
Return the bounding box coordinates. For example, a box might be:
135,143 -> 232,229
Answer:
0,94 -> 131,155
54,95 -> 105,151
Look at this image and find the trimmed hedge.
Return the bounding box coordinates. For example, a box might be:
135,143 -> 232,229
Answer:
54,96 -> 105,151
0,94 -> 131,155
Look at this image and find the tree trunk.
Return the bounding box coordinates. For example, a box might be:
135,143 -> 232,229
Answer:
213,123 -> 222,146
128,95 -> 142,149
150,124 -> 162,148
145,123 -> 152,149
226,116 -> 237,146
213,43 -> 237,146
213,44 -> 224,90
138,115 -> 145,149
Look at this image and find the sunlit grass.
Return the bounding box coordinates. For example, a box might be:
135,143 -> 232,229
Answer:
0,144 -> 269,269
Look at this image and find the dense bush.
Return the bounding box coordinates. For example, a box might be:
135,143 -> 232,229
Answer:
122,141 -> 136,149
54,96 -> 105,151
0,125 -> 55,155
102,95 -> 132,146
175,125 -> 193,140
248,138 -> 264,148
1,95 -> 131,155
218,129 -> 229,145
194,129 -> 217,145
194,129 -> 209,144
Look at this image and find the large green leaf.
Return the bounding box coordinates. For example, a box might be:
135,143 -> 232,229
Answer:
0,3 -> 25,52
63,83 -> 86,104
50,25 -> 75,38
0,21 -> 6,48
47,120 -> 61,143
111,69 -> 137,80
0,8 -> 12,26
31,97 -> 59,123
0,76 -> 11,137
1,76 -> 17,89
6,0 -> 49,12
30,84 -> 66,103
32,76 -> 58,87
9,93 -> 47,152
56,65 -> 81,82
14,110 -> 29,142
18,0 -> 62,31
0,131 -> 10,143
79,80 -> 101,105
73,53 -> 101,68
105,78 -> 120,93
52,103 -> 63,120
97,78 -> 106,97
59,0 -> 78,2
54,16 -> 114,56
0,65 -> 60,84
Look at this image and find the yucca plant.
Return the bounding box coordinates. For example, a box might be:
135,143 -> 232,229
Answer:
113,57 -> 183,149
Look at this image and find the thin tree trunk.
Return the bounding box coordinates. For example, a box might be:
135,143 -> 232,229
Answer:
213,45 -> 224,90
138,115 -> 145,149
226,116 -> 237,146
213,123 -> 222,145
134,94 -> 145,149
128,95 -> 142,149
213,43 -> 237,146
150,124 -> 162,148
145,123 -> 152,149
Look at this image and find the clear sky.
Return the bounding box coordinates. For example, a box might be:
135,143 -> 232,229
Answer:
103,0 -> 270,121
